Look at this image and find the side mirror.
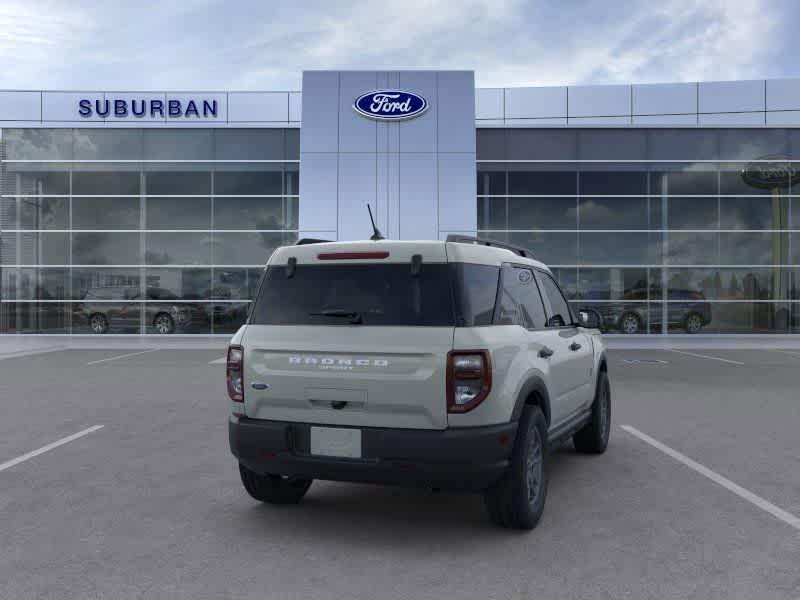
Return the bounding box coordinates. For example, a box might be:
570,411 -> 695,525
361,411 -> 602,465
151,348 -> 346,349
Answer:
579,309 -> 602,329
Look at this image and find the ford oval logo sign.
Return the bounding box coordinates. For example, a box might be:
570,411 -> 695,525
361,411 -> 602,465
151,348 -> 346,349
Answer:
353,90 -> 428,121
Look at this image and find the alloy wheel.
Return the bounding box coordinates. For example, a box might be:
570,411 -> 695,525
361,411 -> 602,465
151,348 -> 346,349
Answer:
598,382 -> 610,443
526,428 -> 543,504
90,315 -> 107,334
686,315 -> 702,333
154,315 -> 173,334
621,315 -> 639,334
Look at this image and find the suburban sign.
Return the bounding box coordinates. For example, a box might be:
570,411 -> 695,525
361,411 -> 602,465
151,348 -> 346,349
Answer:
78,98 -> 219,119
352,90 -> 428,121
741,156 -> 800,189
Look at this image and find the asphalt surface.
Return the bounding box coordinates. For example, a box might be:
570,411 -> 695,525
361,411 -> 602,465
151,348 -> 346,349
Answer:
0,347 -> 799,599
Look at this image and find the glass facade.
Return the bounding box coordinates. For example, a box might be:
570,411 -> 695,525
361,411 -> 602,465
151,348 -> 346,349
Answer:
477,128 -> 800,334
1,126 -> 798,335
0,128 -> 298,334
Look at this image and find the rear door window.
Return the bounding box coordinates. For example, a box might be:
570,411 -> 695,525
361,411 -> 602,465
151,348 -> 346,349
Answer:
250,263 -> 455,326
495,266 -> 547,329
451,263 -> 500,326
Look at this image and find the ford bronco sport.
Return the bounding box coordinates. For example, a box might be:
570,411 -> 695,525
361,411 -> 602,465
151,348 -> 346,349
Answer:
228,235 -> 610,529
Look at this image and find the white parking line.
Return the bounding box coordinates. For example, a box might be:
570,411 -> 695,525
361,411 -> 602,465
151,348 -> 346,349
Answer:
621,425 -> 800,531
668,349 -> 745,365
209,356 -> 226,365
0,347 -> 67,361
774,350 -> 800,359
0,425 -> 104,473
87,349 -> 159,365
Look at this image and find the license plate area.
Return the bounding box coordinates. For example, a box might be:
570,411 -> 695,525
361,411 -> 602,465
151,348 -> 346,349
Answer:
310,426 -> 362,458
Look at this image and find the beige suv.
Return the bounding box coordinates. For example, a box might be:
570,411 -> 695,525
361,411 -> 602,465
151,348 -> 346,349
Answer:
227,236 -> 610,529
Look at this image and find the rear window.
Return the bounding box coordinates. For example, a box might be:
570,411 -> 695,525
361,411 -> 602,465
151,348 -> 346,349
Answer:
250,263 -> 455,326
250,262 -> 505,327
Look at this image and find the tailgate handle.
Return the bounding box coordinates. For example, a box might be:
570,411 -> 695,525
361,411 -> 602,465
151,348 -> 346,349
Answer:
251,382 -> 269,390
309,398 -> 366,410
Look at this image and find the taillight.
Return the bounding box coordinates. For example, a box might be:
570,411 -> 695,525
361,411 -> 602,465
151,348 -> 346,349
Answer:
227,344 -> 244,403
447,350 -> 492,413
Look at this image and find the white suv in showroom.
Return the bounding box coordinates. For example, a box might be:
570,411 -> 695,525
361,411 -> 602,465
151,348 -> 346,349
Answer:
228,235 -> 610,529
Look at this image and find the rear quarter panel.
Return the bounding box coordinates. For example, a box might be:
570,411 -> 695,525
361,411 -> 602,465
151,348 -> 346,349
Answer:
449,326 -> 551,428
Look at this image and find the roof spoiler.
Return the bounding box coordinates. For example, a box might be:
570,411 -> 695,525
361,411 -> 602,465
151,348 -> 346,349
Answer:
445,234 -> 533,259
296,238 -> 333,245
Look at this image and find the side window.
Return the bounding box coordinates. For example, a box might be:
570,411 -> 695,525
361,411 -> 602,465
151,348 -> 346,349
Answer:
452,263 -> 500,326
495,266 -> 546,329
537,272 -> 573,327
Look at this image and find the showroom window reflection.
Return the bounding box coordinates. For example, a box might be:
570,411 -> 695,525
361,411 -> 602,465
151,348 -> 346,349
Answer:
0,128 -> 298,334
476,128 -> 799,334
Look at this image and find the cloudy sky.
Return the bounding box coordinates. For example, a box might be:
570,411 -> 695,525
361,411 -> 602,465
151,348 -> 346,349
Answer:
0,0 -> 797,90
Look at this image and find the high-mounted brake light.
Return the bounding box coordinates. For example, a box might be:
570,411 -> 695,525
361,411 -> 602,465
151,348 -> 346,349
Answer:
447,350 -> 492,413
227,344 -> 244,405
317,252 -> 390,260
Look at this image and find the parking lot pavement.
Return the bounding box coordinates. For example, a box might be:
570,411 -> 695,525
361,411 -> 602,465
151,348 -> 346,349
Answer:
1,349 -> 799,599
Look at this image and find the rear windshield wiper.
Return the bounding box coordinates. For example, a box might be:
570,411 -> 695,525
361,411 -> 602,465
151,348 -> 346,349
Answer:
309,309 -> 363,324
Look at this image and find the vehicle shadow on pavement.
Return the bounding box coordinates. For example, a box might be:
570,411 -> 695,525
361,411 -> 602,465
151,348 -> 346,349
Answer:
227,447 -> 593,543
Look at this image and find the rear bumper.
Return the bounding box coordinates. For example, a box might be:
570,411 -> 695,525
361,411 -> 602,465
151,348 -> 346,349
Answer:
229,415 -> 518,491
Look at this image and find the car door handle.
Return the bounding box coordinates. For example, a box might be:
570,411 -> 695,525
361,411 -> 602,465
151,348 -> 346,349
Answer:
538,346 -> 554,358
569,342 -> 582,351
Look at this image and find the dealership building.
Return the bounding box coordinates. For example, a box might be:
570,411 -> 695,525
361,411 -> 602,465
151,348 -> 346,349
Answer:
1,70 -> 799,336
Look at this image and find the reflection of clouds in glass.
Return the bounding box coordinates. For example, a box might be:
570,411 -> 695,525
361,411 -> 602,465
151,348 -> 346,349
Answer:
577,199 -> 648,229
579,233 -> 659,265
508,198 -> 576,229
72,233 -> 141,265
3,130 -> 71,160
72,131 -> 99,158
667,233 -> 717,264
212,233 -> 292,265
721,232 -> 786,266
666,197 -> 718,229
720,195 -> 785,229
146,233 -> 214,265
575,200 -> 612,223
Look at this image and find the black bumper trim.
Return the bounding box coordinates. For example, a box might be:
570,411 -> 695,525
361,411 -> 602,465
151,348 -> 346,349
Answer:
229,416 -> 518,491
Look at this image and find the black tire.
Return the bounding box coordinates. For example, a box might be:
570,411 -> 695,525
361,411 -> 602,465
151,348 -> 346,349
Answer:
619,312 -> 641,334
89,313 -> 108,334
684,313 -> 703,334
152,313 -> 175,334
573,370 -> 611,454
239,464 -> 312,504
484,405 -> 548,530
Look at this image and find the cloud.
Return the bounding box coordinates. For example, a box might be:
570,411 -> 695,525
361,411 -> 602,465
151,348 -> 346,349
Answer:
472,0 -> 782,87
0,0 -> 97,86
0,0 -> 791,90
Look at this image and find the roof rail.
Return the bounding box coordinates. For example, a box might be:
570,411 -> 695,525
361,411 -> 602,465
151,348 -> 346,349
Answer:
445,234 -> 533,258
296,238 -> 333,245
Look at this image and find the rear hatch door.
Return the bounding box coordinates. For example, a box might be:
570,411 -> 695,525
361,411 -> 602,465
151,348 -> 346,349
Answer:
242,242 -> 453,430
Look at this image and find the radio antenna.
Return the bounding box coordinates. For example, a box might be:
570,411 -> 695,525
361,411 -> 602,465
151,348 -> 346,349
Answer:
367,204 -> 385,240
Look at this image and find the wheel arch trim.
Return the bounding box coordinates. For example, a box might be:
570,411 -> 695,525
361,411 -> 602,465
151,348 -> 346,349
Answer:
511,375 -> 552,426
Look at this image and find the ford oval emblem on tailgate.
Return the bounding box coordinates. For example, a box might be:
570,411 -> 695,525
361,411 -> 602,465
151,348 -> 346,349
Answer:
353,90 -> 428,121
